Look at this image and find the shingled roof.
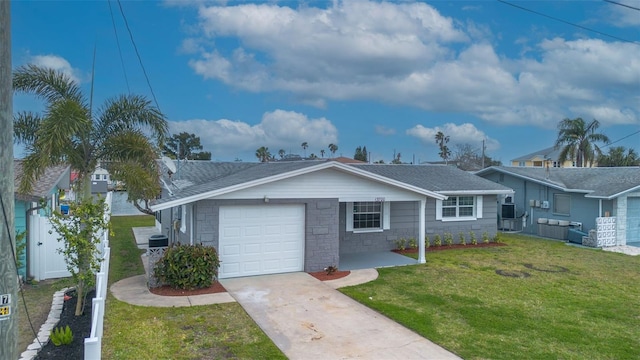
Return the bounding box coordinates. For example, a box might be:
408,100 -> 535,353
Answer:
476,166 -> 640,199
14,160 -> 71,201
151,160 -> 513,210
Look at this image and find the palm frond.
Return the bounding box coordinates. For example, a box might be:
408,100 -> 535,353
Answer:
95,94 -> 168,145
13,111 -> 42,145
13,64 -> 86,105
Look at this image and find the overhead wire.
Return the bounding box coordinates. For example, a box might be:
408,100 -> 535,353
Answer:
497,0 -> 640,45
602,129 -> 640,148
603,0 -> 640,11
108,0 -> 131,94
116,0 -> 162,112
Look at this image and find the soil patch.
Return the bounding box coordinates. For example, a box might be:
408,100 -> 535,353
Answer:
495,269 -> 531,278
393,242 -> 507,254
523,263 -> 569,273
34,289 -> 93,360
308,270 -> 351,281
149,282 -> 227,296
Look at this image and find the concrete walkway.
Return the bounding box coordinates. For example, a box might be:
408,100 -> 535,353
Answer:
220,272 -> 460,360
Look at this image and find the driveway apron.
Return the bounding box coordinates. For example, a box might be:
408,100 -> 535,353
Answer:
220,272 -> 460,360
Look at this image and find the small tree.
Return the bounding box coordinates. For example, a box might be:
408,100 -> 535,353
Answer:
301,142 -> 308,157
435,131 -> 451,164
49,197 -> 110,316
328,143 -> 338,157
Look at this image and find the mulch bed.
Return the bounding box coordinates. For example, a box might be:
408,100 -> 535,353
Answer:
34,289 -> 94,360
393,242 -> 507,254
308,270 -> 351,281
149,282 -> 227,296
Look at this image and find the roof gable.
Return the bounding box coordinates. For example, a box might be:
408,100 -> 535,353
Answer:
151,161 -> 513,211
14,160 -> 71,201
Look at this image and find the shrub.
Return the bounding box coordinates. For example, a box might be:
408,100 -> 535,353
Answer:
470,231 -> 478,245
50,325 -> 73,346
394,238 -> 407,251
482,231 -> 491,244
408,237 -> 418,249
324,265 -> 338,275
154,243 -> 220,290
458,232 -> 466,246
424,235 -> 430,248
433,234 -> 442,247
444,232 -> 453,246
493,232 -> 502,243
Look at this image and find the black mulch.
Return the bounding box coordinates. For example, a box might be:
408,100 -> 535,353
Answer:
34,289 -> 94,360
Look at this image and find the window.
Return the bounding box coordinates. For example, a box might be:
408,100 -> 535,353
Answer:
553,161 -> 560,168
518,161 -> 525,167
553,194 -> 570,215
346,202 -> 390,232
442,196 -> 474,218
533,161 -> 543,167
436,196 -> 483,221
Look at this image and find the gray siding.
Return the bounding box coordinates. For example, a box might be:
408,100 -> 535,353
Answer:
482,172 -> 604,234
339,201 -> 419,254
192,198 -> 339,273
425,195 -> 498,244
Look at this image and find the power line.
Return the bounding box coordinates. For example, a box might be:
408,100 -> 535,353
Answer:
602,129 -> 640,148
603,0 -> 640,11
116,0 -> 162,112
497,0 -> 640,45
108,0 -> 130,94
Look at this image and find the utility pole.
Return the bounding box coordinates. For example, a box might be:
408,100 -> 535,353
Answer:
0,1 -> 18,359
481,139 -> 486,169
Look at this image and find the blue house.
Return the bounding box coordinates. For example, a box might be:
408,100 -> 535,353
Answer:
14,160 -> 71,280
476,166 -> 640,247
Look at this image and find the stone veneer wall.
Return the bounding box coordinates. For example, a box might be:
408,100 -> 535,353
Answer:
339,201 -> 420,254
193,198 -> 339,273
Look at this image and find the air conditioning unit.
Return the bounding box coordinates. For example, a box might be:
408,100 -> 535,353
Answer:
541,201 -> 550,209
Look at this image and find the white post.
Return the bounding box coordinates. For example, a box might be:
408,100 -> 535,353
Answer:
418,198 -> 426,264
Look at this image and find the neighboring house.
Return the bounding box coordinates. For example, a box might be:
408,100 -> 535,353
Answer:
92,165 -> 111,191
476,166 -> 640,246
149,160 -> 513,279
511,146 -> 579,168
14,160 -> 71,280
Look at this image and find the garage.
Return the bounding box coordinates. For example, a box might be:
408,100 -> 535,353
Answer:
218,204 -> 305,278
627,197 -> 640,245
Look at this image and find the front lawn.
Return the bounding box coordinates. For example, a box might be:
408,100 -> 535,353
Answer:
102,215 -> 285,360
341,234 -> 640,359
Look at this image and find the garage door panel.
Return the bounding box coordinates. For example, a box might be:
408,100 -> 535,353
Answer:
219,204 -> 305,279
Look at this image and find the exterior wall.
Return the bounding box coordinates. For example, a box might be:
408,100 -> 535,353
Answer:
616,192 -> 640,246
481,172 -> 602,236
339,201 -> 419,254
426,195 -> 498,244
193,198 -> 339,273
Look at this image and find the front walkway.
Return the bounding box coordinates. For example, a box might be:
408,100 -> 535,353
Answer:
221,272 -> 460,360
339,251 -> 418,270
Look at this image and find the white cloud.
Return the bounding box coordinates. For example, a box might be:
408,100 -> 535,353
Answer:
168,109 -> 338,160
182,1 -> 639,128
30,55 -> 82,84
406,123 -> 500,152
375,125 -> 396,136
604,0 -> 640,27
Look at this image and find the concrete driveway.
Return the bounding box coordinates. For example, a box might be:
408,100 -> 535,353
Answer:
220,272 -> 460,360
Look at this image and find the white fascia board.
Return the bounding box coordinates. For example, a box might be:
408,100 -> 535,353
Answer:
150,161 -> 447,211
585,185 -> 640,200
439,189 -> 514,196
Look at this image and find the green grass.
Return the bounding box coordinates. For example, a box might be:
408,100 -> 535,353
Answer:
103,215 -> 285,360
341,235 -> 640,359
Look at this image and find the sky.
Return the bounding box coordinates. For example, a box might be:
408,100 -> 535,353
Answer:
10,0 -> 640,164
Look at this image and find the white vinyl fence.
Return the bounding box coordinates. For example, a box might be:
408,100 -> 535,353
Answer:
84,191 -> 112,360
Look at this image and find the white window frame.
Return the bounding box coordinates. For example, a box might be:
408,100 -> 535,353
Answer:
436,196 -> 483,222
346,202 -> 390,233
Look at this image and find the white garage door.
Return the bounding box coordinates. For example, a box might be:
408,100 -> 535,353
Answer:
218,204 -> 305,279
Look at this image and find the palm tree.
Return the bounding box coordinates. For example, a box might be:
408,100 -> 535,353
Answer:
597,146 -> 639,167
13,64 -> 167,316
328,143 -> 338,157
301,142 -> 308,158
13,64 -> 167,209
435,131 -> 451,164
255,146 -> 271,162
555,118 -> 610,167
278,149 -> 286,159
320,149 -> 325,158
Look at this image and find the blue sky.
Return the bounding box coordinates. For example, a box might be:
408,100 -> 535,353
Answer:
11,0 -> 640,163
